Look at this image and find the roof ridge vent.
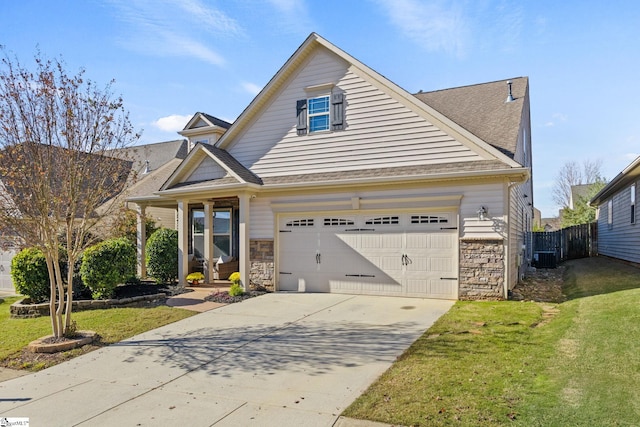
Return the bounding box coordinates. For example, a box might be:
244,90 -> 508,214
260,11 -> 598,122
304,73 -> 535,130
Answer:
505,80 -> 515,103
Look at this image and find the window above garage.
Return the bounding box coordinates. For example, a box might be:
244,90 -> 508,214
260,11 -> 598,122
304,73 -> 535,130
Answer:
296,89 -> 344,135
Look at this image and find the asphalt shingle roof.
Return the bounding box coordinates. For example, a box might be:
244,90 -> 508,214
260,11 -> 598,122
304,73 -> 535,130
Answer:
414,77 -> 528,159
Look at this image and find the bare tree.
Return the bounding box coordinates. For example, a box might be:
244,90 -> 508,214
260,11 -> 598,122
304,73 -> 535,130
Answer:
552,159 -> 604,208
0,49 -> 138,338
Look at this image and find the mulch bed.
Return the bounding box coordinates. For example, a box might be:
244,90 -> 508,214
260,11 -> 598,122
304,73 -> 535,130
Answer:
205,290 -> 269,304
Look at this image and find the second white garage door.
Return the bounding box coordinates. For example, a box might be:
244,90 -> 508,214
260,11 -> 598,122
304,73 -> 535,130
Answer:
278,211 -> 458,299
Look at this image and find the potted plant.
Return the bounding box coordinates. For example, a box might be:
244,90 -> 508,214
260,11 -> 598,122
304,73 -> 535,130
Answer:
186,272 -> 205,285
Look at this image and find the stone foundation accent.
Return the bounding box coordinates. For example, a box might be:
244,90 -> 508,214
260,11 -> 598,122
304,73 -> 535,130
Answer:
459,239 -> 505,300
10,294 -> 167,318
250,239 -> 274,291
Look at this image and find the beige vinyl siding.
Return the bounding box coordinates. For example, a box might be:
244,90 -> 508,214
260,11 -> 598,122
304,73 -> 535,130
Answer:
505,92 -> 533,289
185,156 -> 227,182
228,49 -> 484,177
252,181 -> 506,240
250,198 -> 274,239
507,181 -> 532,289
459,184 -> 506,238
597,186 -> 640,264
147,207 -> 177,230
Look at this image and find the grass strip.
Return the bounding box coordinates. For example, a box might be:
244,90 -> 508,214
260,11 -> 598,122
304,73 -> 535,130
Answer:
1,296 -> 195,370
344,257 -> 640,426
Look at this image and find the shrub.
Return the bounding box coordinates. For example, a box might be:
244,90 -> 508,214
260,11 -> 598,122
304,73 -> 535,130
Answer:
146,228 -> 178,284
80,237 -> 136,299
229,283 -> 244,297
11,247 -> 50,303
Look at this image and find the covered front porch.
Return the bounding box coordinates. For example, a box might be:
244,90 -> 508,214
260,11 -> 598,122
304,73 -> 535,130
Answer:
130,192 -> 253,289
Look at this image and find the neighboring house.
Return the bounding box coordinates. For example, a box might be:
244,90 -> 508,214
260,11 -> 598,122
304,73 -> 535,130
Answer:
129,33 -> 534,300
540,217 -> 562,232
569,184 -> 593,209
590,156 -> 640,265
0,140 -> 193,292
108,139 -> 190,229
0,143 -> 133,291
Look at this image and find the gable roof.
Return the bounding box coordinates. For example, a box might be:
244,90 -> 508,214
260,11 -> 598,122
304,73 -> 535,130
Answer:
590,156 -> 640,206
160,142 -> 262,191
0,142 -> 132,216
182,112 -> 232,132
216,33 -> 522,168
110,139 -> 188,176
414,77 -> 528,159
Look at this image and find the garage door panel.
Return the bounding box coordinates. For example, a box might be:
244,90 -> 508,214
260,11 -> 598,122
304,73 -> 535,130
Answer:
405,256 -> 428,272
429,234 -> 453,249
405,233 -> 428,249
407,279 -> 428,295
429,257 -> 453,272
429,279 -> 458,299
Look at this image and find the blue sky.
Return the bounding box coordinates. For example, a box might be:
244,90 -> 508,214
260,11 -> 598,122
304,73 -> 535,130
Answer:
1,0 -> 639,218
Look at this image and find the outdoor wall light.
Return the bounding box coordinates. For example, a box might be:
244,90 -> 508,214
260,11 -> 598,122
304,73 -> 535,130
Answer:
477,206 -> 488,221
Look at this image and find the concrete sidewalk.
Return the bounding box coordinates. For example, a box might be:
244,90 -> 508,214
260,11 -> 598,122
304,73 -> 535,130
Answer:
0,293 -> 453,426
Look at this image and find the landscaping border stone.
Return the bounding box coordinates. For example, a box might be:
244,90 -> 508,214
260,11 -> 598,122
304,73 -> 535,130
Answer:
10,293 -> 168,319
27,330 -> 97,353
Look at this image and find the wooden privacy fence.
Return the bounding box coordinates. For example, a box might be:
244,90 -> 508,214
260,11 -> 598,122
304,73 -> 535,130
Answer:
531,222 -> 598,268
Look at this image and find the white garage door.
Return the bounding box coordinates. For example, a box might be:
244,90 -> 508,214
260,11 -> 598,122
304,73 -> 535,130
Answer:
278,212 -> 458,299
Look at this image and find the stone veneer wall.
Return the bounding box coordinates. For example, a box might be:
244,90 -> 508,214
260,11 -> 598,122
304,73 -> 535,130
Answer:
250,239 -> 274,290
459,239 -> 505,300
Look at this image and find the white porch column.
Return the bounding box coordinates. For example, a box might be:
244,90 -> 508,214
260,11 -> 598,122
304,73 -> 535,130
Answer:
177,199 -> 190,286
203,202 -> 215,282
238,193 -> 251,290
135,203 -> 147,278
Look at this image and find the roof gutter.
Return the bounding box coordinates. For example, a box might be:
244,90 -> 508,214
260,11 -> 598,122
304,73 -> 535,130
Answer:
260,167 -> 530,192
589,156 -> 640,205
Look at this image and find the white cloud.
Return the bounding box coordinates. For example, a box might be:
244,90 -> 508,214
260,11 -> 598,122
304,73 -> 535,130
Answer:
241,82 -> 262,96
152,114 -> 193,132
106,0 -> 243,66
373,0 -> 469,57
544,113 -> 568,127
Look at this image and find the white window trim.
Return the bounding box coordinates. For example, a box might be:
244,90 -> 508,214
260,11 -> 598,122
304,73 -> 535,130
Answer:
631,183 -> 636,224
213,208 -> 233,258
307,94 -> 330,133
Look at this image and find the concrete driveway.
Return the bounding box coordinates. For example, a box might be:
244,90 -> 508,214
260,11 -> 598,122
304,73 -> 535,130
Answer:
0,293 -> 453,426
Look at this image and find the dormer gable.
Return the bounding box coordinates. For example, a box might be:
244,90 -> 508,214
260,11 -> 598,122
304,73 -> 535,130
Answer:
178,112 -> 232,152
160,142 -> 261,191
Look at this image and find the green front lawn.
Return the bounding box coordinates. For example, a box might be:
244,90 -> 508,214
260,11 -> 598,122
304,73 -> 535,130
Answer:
344,257 -> 640,426
0,296 -> 196,371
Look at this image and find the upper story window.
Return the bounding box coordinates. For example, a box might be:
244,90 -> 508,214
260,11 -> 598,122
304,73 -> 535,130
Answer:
607,199 -> 613,227
631,183 -> 636,224
308,96 -> 330,132
296,92 -> 344,135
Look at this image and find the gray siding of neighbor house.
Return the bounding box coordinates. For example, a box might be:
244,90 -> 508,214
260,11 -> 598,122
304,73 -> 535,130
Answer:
597,184 -> 640,264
